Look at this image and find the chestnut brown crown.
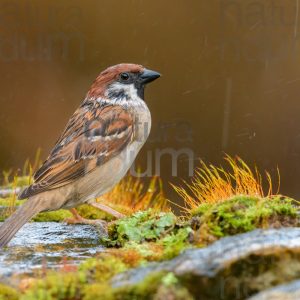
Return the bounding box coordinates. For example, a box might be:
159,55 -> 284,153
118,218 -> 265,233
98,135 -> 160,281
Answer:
86,63 -> 160,99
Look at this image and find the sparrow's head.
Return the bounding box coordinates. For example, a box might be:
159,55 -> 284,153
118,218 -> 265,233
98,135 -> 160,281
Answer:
87,63 -> 160,103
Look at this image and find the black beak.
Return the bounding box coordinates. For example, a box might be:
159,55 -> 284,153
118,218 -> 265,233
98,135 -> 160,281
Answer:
140,68 -> 161,84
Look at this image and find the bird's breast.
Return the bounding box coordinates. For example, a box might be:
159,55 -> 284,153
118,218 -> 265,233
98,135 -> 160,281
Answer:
133,104 -> 151,144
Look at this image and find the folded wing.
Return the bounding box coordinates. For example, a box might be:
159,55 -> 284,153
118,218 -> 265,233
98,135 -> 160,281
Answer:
19,103 -> 134,199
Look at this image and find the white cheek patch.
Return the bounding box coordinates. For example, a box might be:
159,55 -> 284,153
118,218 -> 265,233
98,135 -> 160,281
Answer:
104,83 -> 143,107
109,82 -> 139,99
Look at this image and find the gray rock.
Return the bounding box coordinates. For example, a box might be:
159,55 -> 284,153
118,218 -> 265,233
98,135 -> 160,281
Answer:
248,280 -> 300,300
112,228 -> 300,300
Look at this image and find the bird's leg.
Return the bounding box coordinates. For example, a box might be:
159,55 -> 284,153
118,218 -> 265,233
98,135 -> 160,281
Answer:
65,208 -> 107,226
87,199 -> 125,219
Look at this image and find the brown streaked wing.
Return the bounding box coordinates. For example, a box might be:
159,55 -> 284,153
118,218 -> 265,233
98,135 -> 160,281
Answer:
18,104 -> 134,199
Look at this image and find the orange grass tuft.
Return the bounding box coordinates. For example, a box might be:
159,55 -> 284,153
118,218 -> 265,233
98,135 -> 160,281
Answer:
173,155 -> 280,211
96,175 -> 170,215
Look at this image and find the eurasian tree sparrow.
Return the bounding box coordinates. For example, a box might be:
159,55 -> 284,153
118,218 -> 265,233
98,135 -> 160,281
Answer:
0,63 -> 160,247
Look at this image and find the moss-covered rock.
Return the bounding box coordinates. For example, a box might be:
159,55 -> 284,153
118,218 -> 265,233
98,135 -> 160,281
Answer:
190,195 -> 299,244
102,209 -> 192,261
111,228 -> 300,300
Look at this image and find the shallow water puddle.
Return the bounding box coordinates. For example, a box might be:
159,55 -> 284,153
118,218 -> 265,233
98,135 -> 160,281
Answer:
0,222 -> 104,277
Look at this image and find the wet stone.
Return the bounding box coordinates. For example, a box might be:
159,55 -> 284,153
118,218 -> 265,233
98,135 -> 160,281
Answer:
0,222 -> 104,277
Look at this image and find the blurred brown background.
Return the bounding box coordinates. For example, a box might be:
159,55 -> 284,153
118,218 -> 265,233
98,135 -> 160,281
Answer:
0,0 -> 300,201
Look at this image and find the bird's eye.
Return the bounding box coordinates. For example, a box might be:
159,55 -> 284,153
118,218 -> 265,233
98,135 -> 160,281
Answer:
120,72 -> 130,81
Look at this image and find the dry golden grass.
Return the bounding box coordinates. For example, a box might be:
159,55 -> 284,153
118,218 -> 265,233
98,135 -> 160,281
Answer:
172,155 -> 280,211
96,175 -> 170,215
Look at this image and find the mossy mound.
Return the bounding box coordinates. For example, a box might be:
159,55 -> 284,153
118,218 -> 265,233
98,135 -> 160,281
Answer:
191,195 -> 299,244
103,209 -> 193,261
20,268 -> 192,300
105,210 -> 177,247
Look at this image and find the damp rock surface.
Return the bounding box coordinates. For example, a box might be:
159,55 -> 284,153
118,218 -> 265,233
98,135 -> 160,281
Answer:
0,222 -> 104,277
248,280 -> 300,300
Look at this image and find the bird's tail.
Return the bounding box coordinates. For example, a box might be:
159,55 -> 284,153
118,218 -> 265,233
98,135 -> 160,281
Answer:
0,196 -> 43,247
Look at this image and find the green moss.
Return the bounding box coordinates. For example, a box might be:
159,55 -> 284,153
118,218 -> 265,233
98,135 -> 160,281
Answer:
111,272 -> 167,300
83,283 -> 113,300
31,201 -> 114,222
104,210 -> 177,247
122,242 -> 159,263
191,202 -> 213,216
33,210 -> 73,222
111,272 -> 193,300
0,283 -> 19,300
80,265 -> 190,300
77,204 -> 112,221
193,195 -> 299,240
79,256 -> 128,282
101,209 -> 192,264
22,256 -> 129,300
21,272 -> 87,300
159,227 -> 193,260
0,199 -> 110,222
